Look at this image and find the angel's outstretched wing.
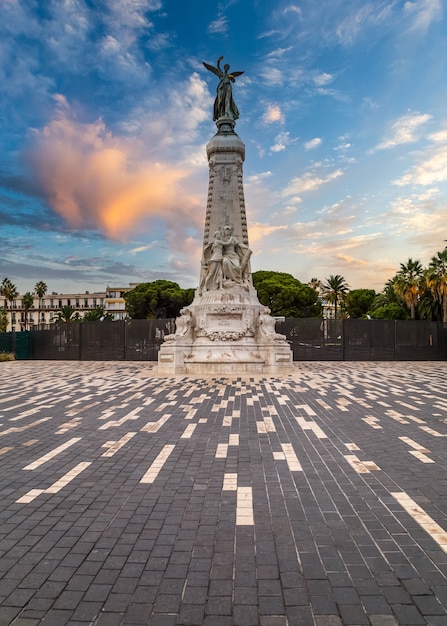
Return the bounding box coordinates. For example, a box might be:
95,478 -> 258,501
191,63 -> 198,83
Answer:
230,71 -> 244,78
203,61 -> 221,77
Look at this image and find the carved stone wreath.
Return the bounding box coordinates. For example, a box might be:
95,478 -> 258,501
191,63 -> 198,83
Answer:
205,329 -> 248,341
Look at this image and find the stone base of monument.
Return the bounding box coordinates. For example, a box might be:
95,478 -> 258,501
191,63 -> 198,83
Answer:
158,340 -> 294,375
157,288 -> 294,375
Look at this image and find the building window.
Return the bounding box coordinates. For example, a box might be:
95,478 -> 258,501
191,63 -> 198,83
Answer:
76,298 -> 80,307
50,299 -> 54,308
59,299 -> 62,307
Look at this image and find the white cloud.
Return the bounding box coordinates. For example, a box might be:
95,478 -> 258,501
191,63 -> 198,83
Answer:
304,138 -> 322,151
404,0 -> 442,32
282,169 -> 343,196
208,16 -> 228,34
266,47 -> 293,59
260,67 -> 284,86
103,0 -> 159,30
283,5 -> 302,18
335,1 -> 396,45
429,129 -> 447,143
393,144 -> 447,186
130,243 -> 157,253
270,131 -> 298,153
314,72 -> 333,86
246,172 -> 273,184
374,112 -> 432,150
263,104 -> 284,124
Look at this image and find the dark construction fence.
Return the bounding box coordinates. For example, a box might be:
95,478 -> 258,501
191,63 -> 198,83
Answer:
1,319 -> 446,361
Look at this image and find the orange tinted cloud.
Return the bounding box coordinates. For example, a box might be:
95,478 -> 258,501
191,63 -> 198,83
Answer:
27,99 -> 197,240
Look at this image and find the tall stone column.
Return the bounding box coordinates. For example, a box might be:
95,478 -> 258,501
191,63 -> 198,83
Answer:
157,59 -> 293,374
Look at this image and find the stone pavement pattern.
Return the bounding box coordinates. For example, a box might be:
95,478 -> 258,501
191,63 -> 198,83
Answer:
1,362 -> 447,626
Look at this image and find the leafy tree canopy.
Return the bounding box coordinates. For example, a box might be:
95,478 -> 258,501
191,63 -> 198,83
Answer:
252,271 -> 321,318
0,308 -> 7,332
369,303 -> 409,320
343,289 -> 376,319
124,280 -> 194,319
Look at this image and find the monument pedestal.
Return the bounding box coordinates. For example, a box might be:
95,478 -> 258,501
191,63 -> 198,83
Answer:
157,286 -> 294,375
157,65 -> 293,375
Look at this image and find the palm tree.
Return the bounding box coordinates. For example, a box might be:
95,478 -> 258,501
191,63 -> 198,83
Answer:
34,281 -> 48,329
321,274 -> 349,319
56,305 -> 80,323
1,278 -> 18,330
425,249 -> 447,324
83,306 -> 114,322
21,292 -> 34,331
309,277 -> 322,293
394,258 -> 424,319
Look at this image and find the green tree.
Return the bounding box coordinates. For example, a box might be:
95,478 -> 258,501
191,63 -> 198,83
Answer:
56,305 -> 80,323
417,289 -> 442,321
373,277 -> 401,309
82,306 -> 114,322
21,292 -> 34,331
308,277 -> 322,293
34,281 -> 48,329
0,308 -> 7,332
124,280 -> 194,319
394,258 -> 424,319
252,271 -> 321,318
370,303 -> 409,320
1,278 -> 18,330
321,274 -> 349,319
425,249 -> 447,323
343,289 -> 376,318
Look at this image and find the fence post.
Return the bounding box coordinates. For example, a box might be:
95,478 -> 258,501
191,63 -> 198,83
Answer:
394,320 -> 397,361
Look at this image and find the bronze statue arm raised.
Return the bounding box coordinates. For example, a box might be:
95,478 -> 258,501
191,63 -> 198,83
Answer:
203,56 -> 244,123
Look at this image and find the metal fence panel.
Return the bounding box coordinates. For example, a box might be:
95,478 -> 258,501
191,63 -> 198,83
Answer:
2,319 -> 446,361
395,320 -> 444,361
279,318 -> 343,361
80,321 -> 125,360
0,331 -> 33,359
344,320 -> 396,361
32,325 -> 81,359
124,319 -> 174,361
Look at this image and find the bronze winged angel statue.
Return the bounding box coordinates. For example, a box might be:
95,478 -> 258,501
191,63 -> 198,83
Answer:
203,56 -> 244,121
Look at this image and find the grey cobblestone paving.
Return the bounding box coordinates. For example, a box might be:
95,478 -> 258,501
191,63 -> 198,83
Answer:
1,361 -> 447,625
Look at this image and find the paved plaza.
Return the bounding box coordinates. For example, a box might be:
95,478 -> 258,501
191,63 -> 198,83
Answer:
1,361 -> 447,626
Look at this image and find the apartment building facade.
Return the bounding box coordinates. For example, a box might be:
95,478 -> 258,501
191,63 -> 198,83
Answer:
2,286 -> 133,332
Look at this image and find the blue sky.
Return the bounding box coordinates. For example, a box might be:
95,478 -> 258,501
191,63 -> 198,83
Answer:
1,0 -> 447,295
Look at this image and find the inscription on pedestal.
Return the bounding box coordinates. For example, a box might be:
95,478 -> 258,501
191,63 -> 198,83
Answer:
207,312 -> 242,331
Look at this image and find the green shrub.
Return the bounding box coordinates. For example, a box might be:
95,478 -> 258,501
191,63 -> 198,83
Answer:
0,352 -> 15,361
